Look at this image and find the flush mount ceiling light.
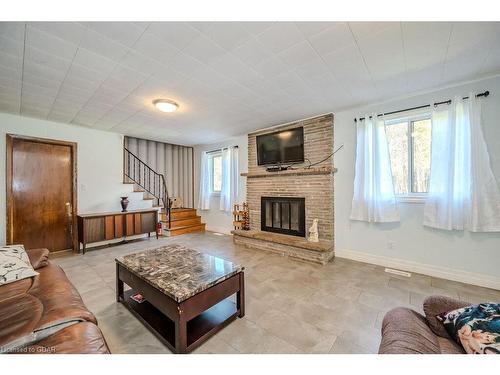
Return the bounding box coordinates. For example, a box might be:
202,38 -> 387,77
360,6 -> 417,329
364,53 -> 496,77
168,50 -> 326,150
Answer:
153,99 -> 179,113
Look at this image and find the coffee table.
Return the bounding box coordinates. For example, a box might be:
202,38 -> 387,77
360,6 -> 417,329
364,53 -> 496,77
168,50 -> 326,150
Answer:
115,244 -> 245,354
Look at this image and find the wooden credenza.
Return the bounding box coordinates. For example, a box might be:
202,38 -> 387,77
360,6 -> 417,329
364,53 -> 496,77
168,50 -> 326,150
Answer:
77,209 -> 158,253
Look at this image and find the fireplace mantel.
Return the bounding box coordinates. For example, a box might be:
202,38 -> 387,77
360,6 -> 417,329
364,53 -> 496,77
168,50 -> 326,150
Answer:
241,165 -> 336,178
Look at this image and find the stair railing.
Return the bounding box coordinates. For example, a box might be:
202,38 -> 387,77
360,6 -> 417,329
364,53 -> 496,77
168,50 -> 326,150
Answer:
123,148 -> 171,229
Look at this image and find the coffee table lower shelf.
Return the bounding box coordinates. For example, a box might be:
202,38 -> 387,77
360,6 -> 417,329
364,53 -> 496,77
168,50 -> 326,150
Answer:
121,289 -> 239,353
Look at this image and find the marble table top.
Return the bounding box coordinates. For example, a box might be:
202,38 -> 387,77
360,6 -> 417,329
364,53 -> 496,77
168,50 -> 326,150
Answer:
116,244 -> 244,303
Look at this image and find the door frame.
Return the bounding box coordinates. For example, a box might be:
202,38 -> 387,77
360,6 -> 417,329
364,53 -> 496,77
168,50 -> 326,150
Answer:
6,134 -> 78,253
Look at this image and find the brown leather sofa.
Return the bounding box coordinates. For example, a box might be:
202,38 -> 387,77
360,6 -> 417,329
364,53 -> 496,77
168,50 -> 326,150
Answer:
379,295 -> 469,354
0,248 -> 110,354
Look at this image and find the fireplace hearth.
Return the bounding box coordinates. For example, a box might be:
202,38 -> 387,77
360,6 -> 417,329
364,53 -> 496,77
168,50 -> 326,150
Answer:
261,197 -> 305,237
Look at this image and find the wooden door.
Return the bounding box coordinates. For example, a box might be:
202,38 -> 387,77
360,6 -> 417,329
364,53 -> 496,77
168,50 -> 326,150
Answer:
7,135 -> 77,252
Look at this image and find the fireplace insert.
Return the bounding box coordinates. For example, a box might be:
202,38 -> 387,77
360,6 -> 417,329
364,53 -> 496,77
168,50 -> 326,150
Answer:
261,197 -> 305,237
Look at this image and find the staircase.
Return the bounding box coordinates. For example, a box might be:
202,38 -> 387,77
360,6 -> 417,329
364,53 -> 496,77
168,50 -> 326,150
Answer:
123,148 -> 205,237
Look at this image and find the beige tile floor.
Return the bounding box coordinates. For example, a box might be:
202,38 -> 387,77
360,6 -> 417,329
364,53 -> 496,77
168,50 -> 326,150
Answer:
52,232 -> 500,354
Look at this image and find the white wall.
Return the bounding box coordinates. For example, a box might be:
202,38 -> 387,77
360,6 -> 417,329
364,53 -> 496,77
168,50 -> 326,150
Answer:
193,135 -> 248,234
0,112 -> 147,245
334,76 -> 500,288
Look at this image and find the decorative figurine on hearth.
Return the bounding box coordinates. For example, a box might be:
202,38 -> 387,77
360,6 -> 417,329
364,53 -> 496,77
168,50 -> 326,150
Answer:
308,219 -> 319,242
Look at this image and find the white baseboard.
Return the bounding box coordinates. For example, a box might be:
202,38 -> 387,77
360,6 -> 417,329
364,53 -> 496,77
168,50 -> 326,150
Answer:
335,248 -> 500,291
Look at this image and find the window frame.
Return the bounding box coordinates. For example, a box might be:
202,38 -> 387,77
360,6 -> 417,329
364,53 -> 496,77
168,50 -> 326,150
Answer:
384,112 -> 432,203
209,152 -> 222,195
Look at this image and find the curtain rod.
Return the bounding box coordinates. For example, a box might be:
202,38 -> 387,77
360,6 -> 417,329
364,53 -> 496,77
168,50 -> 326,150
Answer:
206,145 -> 239,154
354,90 -> 490,122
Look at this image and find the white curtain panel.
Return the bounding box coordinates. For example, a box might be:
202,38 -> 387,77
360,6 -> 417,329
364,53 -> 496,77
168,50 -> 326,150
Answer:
350,114 -> 400,223
424,94 -> 500,231
220,146 -> 239,212
124,137 -> 194,207
198,151 -> 211,210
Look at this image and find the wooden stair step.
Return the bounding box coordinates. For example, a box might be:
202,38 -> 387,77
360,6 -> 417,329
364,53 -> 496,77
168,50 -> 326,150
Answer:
163,223 -> 206,236
162,216 -> 201,228
168,208 -> 198,220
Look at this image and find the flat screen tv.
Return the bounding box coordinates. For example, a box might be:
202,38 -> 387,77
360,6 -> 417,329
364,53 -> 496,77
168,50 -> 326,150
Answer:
257,127 -> 304,166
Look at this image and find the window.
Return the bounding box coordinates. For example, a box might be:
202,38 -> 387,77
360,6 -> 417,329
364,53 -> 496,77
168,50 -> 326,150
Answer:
385,114 -> 432,201
211,154 -> 222,193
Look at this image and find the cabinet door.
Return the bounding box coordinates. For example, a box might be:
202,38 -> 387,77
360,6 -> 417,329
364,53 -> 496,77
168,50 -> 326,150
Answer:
134,214 -> 142,234
85,217 -> 105,243
125,214 -> 135,236
105,216 -> 114,240
141,212 -> 156,233
114,215 -> 123,238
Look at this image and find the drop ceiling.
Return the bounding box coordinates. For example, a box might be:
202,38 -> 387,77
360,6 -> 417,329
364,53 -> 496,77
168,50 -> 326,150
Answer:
1,22 -> 499,145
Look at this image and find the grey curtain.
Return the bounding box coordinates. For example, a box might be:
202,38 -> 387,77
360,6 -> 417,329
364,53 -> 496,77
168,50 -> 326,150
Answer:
124,136 -> 194,208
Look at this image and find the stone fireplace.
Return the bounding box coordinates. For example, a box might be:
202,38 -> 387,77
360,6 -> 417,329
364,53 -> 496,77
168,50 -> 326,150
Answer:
232,113 -> 336,264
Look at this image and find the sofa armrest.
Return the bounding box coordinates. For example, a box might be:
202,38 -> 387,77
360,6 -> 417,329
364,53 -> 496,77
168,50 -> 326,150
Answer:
26,248 -> 50,270
423,295 -> 470,338
379,307 -> 441,354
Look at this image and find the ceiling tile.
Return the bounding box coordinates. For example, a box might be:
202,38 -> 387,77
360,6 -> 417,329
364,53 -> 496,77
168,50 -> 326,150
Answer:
85,22 -> 145,47
0,22 -> 25,41
23,60 -> 66,82
79,28 -> 130,61
256,23 -> 304,54
204,22 -> 252,50
0,51 -> 22,72
449,22 -> 500,48
102,64 -> 148,92
277,41 -> 318,68
182,35 -> 227,64
253,56 -> 293,79
166,51 -> 206,77
133,32 -> 180,65
29,22 -> 86,45
355,24 -> 405,81
295,22 -> 334,38
188,22 -> 215,34
73,48 -> 116,74
231,37 -> 273,67
147,22 -> 201,51
240,22 -> 275,36
25,45 -> 72,72
308,23 -> 354,56
119,50 -> 164,74
349,22 -> 397,40
26,25 -> 78,60
0,35 -> 23,58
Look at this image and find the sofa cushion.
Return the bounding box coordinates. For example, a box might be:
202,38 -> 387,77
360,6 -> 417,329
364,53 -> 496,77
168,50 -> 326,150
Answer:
0,262 -> 97,348
10,322 -> 110,354
423,295 -> 470,338
437,336 -> 466,354
28,263 -> 97,327
0,277 -> 33,302
0,245 -> 38,286
379,307 -> 441,354
437,303 -> 500,354
26,248 -> 50,270
0,294 -> 42,347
